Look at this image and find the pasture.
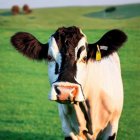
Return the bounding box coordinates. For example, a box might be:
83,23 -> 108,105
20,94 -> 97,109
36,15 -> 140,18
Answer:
0,4 -> 140,140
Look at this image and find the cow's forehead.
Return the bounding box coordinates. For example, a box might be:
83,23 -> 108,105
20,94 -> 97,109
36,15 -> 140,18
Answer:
52,26 -> 85,50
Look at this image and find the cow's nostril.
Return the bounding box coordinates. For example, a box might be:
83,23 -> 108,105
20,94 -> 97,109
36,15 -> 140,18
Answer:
55,86 -> 61,95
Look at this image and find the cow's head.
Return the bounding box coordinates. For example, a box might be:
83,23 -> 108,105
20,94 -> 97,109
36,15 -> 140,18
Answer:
11,26 -> 127,104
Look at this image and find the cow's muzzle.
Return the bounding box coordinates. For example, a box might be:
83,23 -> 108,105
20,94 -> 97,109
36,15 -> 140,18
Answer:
48,82 -> 85,103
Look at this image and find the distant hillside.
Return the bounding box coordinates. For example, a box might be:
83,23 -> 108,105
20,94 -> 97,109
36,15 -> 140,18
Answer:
85,4 -> 140,19
0,4 -> 140,31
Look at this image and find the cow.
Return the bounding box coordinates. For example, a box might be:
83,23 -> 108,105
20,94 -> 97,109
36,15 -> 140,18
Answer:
11,26 -> 127,140
23,4 -> 32,14
11,5 -> 20,15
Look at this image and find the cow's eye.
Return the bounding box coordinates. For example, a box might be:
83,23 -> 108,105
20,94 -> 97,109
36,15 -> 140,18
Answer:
81,56 -> 87,63
47,55 -> 54,62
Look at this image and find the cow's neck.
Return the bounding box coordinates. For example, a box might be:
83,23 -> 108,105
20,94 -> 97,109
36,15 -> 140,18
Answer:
82,54 -> 123,139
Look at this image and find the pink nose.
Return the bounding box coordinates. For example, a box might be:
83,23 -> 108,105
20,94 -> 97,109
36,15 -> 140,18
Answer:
48,82 -> 85,103
55,85 -> 78,101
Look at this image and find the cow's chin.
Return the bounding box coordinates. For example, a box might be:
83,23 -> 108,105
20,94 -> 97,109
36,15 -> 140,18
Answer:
48,82 -> 85,104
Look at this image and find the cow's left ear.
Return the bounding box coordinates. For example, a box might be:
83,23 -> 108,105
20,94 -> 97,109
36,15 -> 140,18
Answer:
11,32 -> 48,60
88,29 -> 127,60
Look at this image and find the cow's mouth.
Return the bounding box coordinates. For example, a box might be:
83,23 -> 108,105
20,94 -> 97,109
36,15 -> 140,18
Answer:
48,82 -> 85,103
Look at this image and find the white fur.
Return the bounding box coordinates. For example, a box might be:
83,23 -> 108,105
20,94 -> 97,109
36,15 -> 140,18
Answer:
47,37 -> 62,84
48,37 -> 60,60
84,53 -> 123,107
83,53 -> 123,139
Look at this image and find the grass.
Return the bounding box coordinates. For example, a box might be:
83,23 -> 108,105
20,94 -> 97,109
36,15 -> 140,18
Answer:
0,3 -> 140,140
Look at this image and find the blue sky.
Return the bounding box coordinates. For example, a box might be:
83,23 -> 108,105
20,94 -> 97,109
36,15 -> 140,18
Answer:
0,0 -> 140,9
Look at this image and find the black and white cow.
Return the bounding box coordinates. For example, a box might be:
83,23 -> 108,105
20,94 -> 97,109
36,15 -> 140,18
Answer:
11,26 -> 127,140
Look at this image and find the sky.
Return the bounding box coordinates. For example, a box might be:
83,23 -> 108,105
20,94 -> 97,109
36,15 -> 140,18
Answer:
0,0 -> 140,9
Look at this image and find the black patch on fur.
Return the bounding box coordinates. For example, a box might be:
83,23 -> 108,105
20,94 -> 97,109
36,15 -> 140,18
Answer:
11,32 -> 48,60
65,137 -> 72,140
108,133 -> 116,140
77,46 -> 85,59
55,62 -> 59,74
79,102 -> 93,135
87,29 -> 127,60
58,59 -> 78,83
96,130 -> 103,139
52,26 -> 83,83
54,86 -> 61,95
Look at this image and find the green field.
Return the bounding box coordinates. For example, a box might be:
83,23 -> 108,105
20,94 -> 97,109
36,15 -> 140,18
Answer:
0,4 -> 140,140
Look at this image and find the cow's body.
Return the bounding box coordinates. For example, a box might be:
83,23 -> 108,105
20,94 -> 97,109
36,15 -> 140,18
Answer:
11,26 -> 127,140
59,53 -> 123,140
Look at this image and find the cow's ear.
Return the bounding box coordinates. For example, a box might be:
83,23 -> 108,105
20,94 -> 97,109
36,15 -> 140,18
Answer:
88,29 -> 127,60
11,32 -> 48,60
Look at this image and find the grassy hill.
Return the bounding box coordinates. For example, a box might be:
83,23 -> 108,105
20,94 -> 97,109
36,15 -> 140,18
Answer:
0,4 -> 140,31
0,4 -> 140,140
85,4 -> 140,19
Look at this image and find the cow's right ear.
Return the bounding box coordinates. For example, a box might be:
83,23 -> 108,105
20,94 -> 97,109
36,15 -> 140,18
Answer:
11,32 -> 48,60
